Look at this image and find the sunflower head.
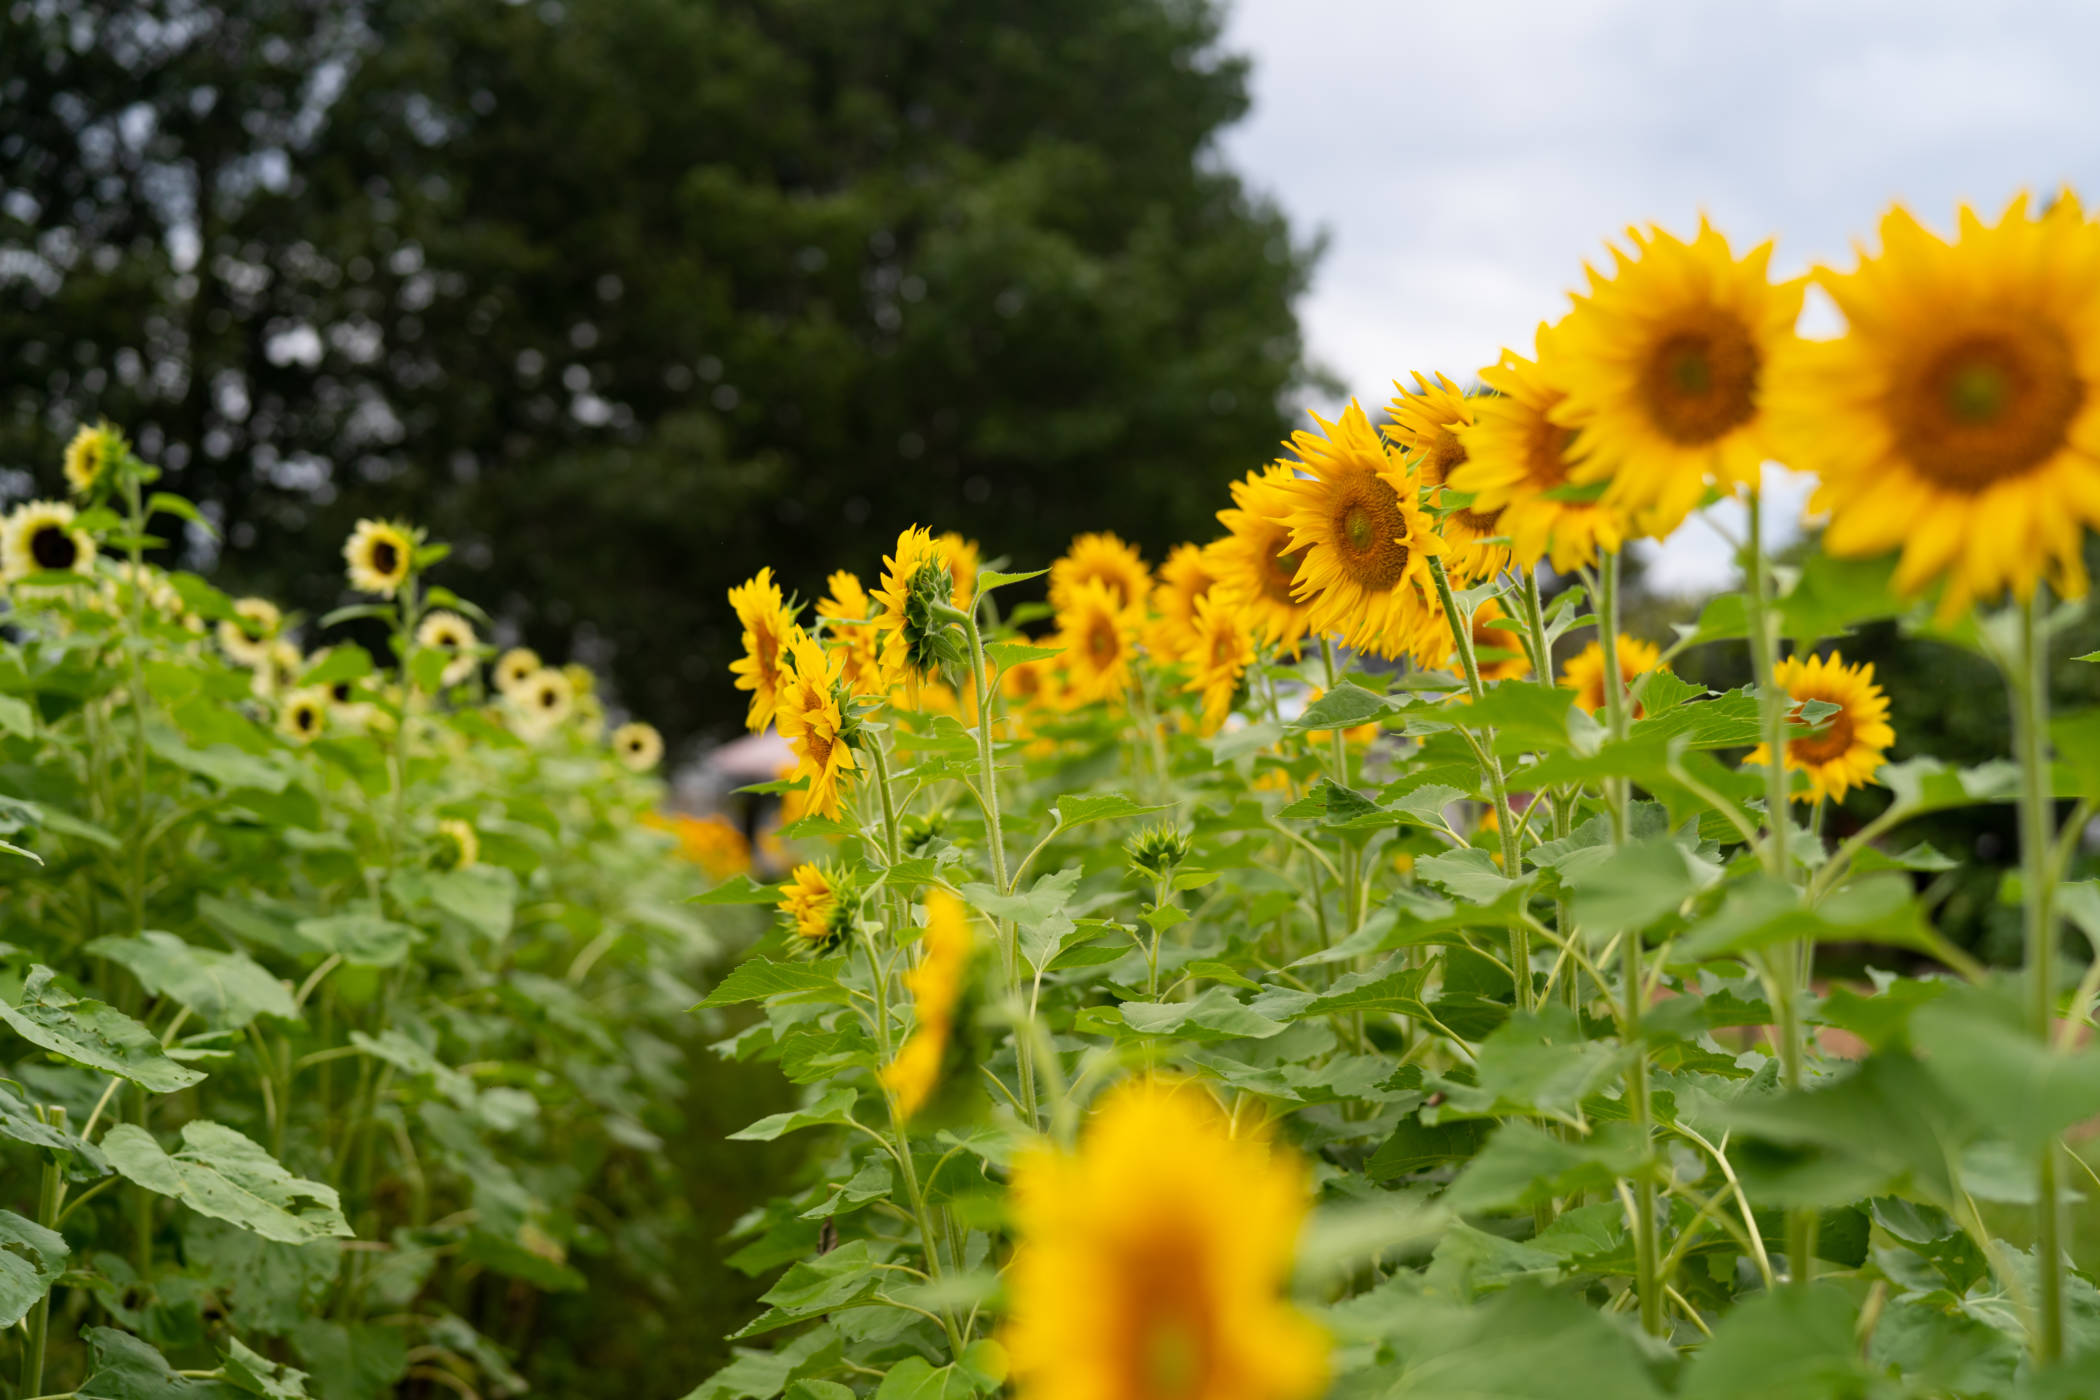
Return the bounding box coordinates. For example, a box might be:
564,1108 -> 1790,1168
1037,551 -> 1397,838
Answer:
415,609 -> 479,688
775,628 -> 859,820
1213,467 -> 1314,654
1560,633 -> 1667,717
778,861 -> 855,951
2,501 -> 96,584
872,527 -> 967,680
343,519 -> 417,597
1745,649 -> 1896,803
494,647 -> 541,696
514,666 -> 576,736
216,596 -> 283,668
1388,372 -> 1510,581
1180,591 -> 1254,735
819,570 -> 898,696
612,720 -> 664,773
434,818 -> 480,872
279,687 -> 329,744
729,568 -> 801,731
1147,542 -> 1220,659
1054,577 -> 1140,706
1050,532 -> 1152,614
254,639 -> 304,699
63,422 -> 127,497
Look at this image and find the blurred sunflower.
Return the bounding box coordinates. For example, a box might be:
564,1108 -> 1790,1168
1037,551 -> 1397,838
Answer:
612,721 -> 664,772
1149,542 -> 1220,659
217,596 -> 282,669
516,666 -> 576,735
415,610 -> 478,687
818,570 -> 896,696
1212,467 -> 1314,654
2,501 -> 95,582
1468,597 -> 1532,682
774,630 -> 857,820
729,568 -> 797,731
1388,371 -> 1509,581
1745,650 -> 1895,803
494,646 -> 541,696
1050,531 -> 1151,612
1560,633 -> 1666,717
1553,218 -> 1803,537
63,422 -> 125,496
1771,194 -> 2100,617
880,891 -> 975,1120
1003,1077 -> 1328,1400
435,819 -> 480,871
778,862 -> 850,950
343,519 -> 414,597
1182,592 -> 1254,735
1054,577 -> 1139,704
279,687 -> 328,744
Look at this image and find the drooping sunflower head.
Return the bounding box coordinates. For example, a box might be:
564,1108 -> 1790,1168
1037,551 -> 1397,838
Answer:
1550,217 -> 1804,537
1213,467 -> 1314,654
872,526 -> 965,680
434,818 -> 480,872
1003,1076 -> 1328,1400
1,500 -> 95,583
415,609 -> 479,688
494,646 -> 541,696
935,531 -> 981,613
217,596 -> 283,669
1453,336 -> 1632,574
1469,597 -> 1532,682
1278,400 -> 1447,653
1147,542 -> 1221,660
279,687 -> 329,745
774,629 -> 858,820
1745,649 -> 1896,804
611,720 -> 664,773
1050,531 -> 1152,613
1772,193 -> 2100,617
1387,371 -> 1510,582
728,568 -> 798,731
63,421 -> 127,497
514,666 -> 576,736
1559,633 -> 1667,717
342,519 -> 416,597
1180,591 -> 1254,735
880,891 -> 977,1121
1054,576 -> 1140,706
778,861 -> 854,951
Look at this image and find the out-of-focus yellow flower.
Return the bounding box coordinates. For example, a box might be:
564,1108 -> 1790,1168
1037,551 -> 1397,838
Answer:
879,892 -> 975,1120
343,519 -> 414,597
612,721 -> 664,772
1050,531 -> 1151,613
1745,650 -> 1895,803
1560,634 -> 1666,717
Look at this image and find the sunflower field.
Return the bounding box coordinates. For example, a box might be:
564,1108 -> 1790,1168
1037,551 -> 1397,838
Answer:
697,195 -> 2100,1400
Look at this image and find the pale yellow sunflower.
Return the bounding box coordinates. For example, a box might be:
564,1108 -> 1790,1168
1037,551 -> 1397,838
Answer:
342,519 -> 414,597
774,629 -> 858,820
872,526 -> 958,679
435,819 -> 479,871
778,862 -> 848,949
251,639 -> 303,700
1771,194 -> 2100,617
1054,577 -> 1140,705
1552,218 -> 1804,537
1452,337 -> 1634,573
1212,468 -> 1315,654
818,570 -> 896,696
1050,531 -> 1151,613
611,721 -> 664,772
1469,597 -> 1532,682
1,501 -> 95,582
1182,592 -> 1254,735
1277,401 -> 1447,656
1744,650 -> 1895,803
217,597 -> 282,669
63,422 -> 125,496
880,891 -> 975,1120
415,609 -> 478,687
494,646 -> 541,696
1387,370 -> 1510,581
728,568 -> 797,731
514,666 -> 575,736
1003,1077 -> 1328,1400
278,686 -> 328,744
1560,634 -> 1667,717
1148,542 -> 1221,659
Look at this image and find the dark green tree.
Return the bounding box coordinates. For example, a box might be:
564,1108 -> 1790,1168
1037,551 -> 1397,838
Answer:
1,0 -> 1323,742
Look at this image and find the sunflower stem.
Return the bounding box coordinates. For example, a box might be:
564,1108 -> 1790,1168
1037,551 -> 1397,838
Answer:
1518,565 -> 1556,688
1317,636 -> 1361,936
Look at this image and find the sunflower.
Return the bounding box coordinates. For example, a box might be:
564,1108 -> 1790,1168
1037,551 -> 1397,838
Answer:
279,687 -> 328,744
515,666 -> 575,735
872,526 -> 962,680
1771,195 -> 2100,617
342,519 -> 415,597
1550,219 -> 1804,538
63,422 -> 125,496
729,568 -> 798,730
1387,371 -> 1510,581
1182,592 -> 1254,735
494,646 -> 541,696
774,629 -> 858,820
647,811 -> 752,879
415,609 -> 478,687
1277,401 -> 1447,656
1744,650 -> 1895,803
880,891 -> 975,1120
1054,577 -> 1140,705
1468,597 -> 1532,682
935,531 -> 981,613
1560,633 -> 1666,717
1148,542 -> 1220,659
818,570 -> 896,696
1452,338 -> 1633,573
1003,1077 -> 1328,1400
778,862 -> 851,950
217,597 -> 282,669
612,721 -> 664,772
2,501 -> 95,582
1050,532 -> 1151,612
253,640 -> 303,700
434,819 -> 480,871
1212,467 -> 1315,654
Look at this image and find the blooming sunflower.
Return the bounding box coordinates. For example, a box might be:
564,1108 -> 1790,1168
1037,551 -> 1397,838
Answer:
1054,577 -> 1140,705
1551,218 -> 1804,537
1771,194 -> 2100,616
1452,338 -> 1633,573
1003,1077 -> 1328,1400
818,570 -> 896,696
774,629 -> 858,820
872,526 -> 962,680
1468,597 -> 1532,682
729,568 -> 798,731
279,687 -> 328,744
514,666 -> 575,736
936,531 -> 981,613
1387,371 -> 1510,581
2,501 -> 95,582
778,862 -> 850,950
612,721 -> 664,772
494,646 -> 541,696
1050,531 -> 1151,612
1560,633 -> 1666,717
1148,542 -> 1220,659
343,519 -> 415,597
1181,592 -> 1254,734
1212,467 -> 1315,654
880,891 -> 975,1120
435,819 -> 479,871
63,422 -> 125,496
217,597 -> 282,669
1277,401 -> 1446,656
415,609 -> 478,687
1744,650 -> 1895,803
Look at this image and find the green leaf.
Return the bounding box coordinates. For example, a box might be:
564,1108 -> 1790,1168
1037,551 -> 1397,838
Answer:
692,873 -> 782,906
219,1337 -> 313,1399
0,1078 -> 108,1176
1288,682 -> 1395,731
962,868 -> 1079,974
147,724 -> 289,793
285,1320 -> 407,1400
1913,983 -> 2100,1151
297,645 -> 372,687
0,966 -> 206,1092
1446,1121 -> 1655,1213
1121,985 -> 1288,1042
0,693 -> 35,738
1676,872 -> 1938,961
729,1087 -> 861,1142
1414,847 -> 1520,903
974,566 -> 1049,596
101,1121 -> 353,1244
700,958 -> 853,1009
1779,551 -> 1907,643
87,931 -> 298,1029
1366,1284 -> 1667,1399
146,491 -> 216,535
76,1327 -> 239,1399
0,1209 -> 66,1328
1679,1284 -> 1872,1400
983,640 -> 1062,669
1051,792 -> 1171,829
349,1030 -> 475,1107
1564,839 -> 1716,937
1714,1054 -> 1965,1208
872,1358 -> 978,1400
292,913 -> 418,968
735,1240 -> 885,1338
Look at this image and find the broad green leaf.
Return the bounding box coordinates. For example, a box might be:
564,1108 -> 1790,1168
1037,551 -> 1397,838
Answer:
692,873 -> 782,906
1262,959 -> 1434,1023
1432,1008 -> 1630,1120
1676,871 -> 1937,961
1288,682 -> 1395,731
1565,839 -> 1716,937
101,1121 -> 353,1244
1413,847 -> 1520,903
0,966 -> 206,1092
0,693 -> 35,738
1368,1284 -> 1667,1399
0,1078 -> 108,1176
1679,1284 -> 1873,1400
1278,778 -> 1381,825
962,868 -> 1079,974
76,1327 -> 237,1399
349,1030 -> 475,1107
1779,551 -> 1907,643
1122,985 -> 1288,1042
983,640 -> 1062,669
872,1358 -> 977,1400
285,1320 -> 407,1400
1913,983 -> 2100,1150
219,1337 -> 313,1399
87,931 -> 298,1028
1714,1054 -> 1965,1208
297,645 -> 372,687
148,724 -> 289,793
974,566 -> 1049,595
1051,792 -> 1171,829
1446,1121 -> 1655,1213
734,1240 -> 884,1338
0,1208 -> 66,1328
292,913 -> 418,969
729,1087 -> 861,1142
700,958 -> 854,1009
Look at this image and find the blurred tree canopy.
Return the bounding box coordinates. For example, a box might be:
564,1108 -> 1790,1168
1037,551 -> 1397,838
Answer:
1,0 -> 1324,741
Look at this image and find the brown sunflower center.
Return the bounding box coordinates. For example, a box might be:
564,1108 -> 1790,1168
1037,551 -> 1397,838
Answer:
1329,474 -> 1411,590
29,525 -> 77,572
1085,615 -> 1121,667
803,728 -> 834,770
1640,311 -> 1761,445
369,539 -> 401,576
1524,403 -> 1579,490
540,686 -> 561,710
1896,320 -> 2083,491
1257,525 -> 1302,606
1420,432 -> 1465,493
1114,1234 -> 1216,1400
295,706 -> 318,733
1788,698 -> 1856,766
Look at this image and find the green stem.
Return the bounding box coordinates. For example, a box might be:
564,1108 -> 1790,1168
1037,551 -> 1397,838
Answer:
1518,565 -> 1556,687
19,1106 -> 64,1397
1596,555 -> 1630,842
1317,637 -> 1361,936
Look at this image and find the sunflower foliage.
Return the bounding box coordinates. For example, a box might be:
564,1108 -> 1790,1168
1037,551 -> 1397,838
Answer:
702,195 -> 2100,1400
0,425 -> 724,1396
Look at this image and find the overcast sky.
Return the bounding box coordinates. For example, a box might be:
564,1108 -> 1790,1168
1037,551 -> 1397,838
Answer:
1216,0 -> 2100,592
